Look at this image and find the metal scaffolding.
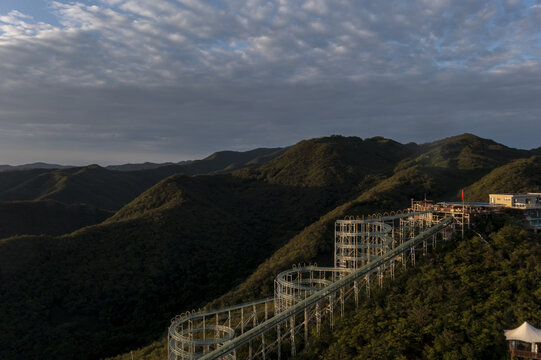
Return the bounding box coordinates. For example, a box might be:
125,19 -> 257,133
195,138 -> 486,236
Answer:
168,298 -> 274,360
168,209 -> 455,360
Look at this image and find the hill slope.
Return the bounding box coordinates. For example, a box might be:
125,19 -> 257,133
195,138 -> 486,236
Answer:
0,147 -> 285,210
0,171 -> 344,360
104,133 -> 539,360
0,162 -> 73,172
0,200 -> 112,238
0,133 -> 538,360
414,133 -> 529,170
248,136 -> 416,188
300,224 -> 541,359
464,156 -> 541,201
209,134 -> 533,308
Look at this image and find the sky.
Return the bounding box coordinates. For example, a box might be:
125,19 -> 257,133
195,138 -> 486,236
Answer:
0,0 -> 540,165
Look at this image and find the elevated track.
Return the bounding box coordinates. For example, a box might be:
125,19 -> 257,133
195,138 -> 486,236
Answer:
168,210 -> 456,360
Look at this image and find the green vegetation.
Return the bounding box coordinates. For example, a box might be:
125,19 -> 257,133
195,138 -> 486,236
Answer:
0,200 -> 112,238
465,156 -> 541,201
413,133 -> 529,170
0,165 -> 162,210
210,135 -> 530,309
110,133 -> 538,360
0,133 -> 539,360
299,223 -> 541,359
0,147 -> 285,211
0,172 -> 346,360
249,135 -> 415,188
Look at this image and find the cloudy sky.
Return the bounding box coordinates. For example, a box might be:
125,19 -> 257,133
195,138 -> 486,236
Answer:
0,0 -> 540,165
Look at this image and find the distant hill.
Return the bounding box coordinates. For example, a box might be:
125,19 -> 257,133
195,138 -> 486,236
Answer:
0,171 -> 344,359
105,161 -> 183,171
532,146 -> 541,155
0,162 -> 73,172
0,147 -> 285,210
0,165 -> 167,210
247,136 -> 416,188
209,134 -> 534,307
414,133 -> 529,170
464,156 -> 541,201
0,161 -> 189,172
0,200 -> 112,238
175,147 -> 287,175
0,133 -> 539,360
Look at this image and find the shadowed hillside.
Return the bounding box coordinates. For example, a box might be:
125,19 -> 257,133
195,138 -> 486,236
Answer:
0,133 -> 539,360
415,133 -> 529,170
0,172 -> 346,360
208,134 -> 533,309
0,162 -> 73,172
178,147 -> 287,174
0,200 -> 112,238
0,165 -> 168,210
247,135 -> 417,188
0,148 -> 285,211
299,224 -> 541,359
465,156 -> 541,201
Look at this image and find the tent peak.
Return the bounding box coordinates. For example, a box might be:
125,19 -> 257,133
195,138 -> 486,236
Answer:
504,321 -> 541,343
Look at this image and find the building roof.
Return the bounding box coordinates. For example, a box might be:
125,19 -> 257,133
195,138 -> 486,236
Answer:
440,201 -> 501,207
504,322 -> 541,343
489,193 -> 541,196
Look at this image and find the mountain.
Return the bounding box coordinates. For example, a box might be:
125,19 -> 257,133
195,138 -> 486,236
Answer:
0,171 -> 344,359
105,162 -> 181,171
248,136 -> 416,187
0,165 -> 166,210
414,133 -> 529,170
208,134 -> 533,308
0,162 -> 73,172
0,136 -> 417,359
0,147 -> 286,211
103,147 -> 287,174
0,133 -> 539,360
174,147 -> 287,175
464,156 -> 541,201
299,223 -> 541,359
109,134 -> 541,360
0,200 -> 112,239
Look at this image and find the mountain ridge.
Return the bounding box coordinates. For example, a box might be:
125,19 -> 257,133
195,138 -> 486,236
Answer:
0,147 -> 286,211
0,133 -> 539,360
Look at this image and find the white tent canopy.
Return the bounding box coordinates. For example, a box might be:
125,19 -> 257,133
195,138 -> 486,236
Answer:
504,322 -> 541,343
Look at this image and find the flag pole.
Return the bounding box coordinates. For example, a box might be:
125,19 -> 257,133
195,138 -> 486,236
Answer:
462,189 -> 464,239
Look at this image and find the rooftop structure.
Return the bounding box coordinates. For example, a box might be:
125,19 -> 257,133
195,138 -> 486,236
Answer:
489,193 -> 541,209
490,193 -> 541,233
505,322 -> 541,359
411,199 -> 504,236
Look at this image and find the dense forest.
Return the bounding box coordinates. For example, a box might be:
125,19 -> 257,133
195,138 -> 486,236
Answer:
0,134 -> 539,359
299,221 -> 541,359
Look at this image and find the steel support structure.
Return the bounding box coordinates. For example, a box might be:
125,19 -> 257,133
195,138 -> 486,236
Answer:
168,210 -> 453,360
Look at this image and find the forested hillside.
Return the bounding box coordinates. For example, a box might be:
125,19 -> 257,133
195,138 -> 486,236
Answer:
0,133 -> 539,360
299,222 -> 541,359
465,156 -> 541,201
0,172 -> 341,359
208,134 -> 532,308
0,147 -> 285,211
0,200 -> 112,238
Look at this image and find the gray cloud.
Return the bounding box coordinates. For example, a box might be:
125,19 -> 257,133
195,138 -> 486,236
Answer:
0,0 -> 540,164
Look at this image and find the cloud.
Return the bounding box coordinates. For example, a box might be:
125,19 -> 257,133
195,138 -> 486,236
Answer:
0,0 -> 538,86
0,0 -> 540,164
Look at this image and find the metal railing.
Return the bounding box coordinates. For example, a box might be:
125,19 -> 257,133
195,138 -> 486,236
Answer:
510,348 -> 541,359
198,216 -> 454,360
